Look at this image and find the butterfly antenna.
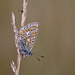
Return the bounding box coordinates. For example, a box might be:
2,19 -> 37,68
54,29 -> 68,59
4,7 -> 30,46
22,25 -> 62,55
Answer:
33,52 -> 44,59
35,56 -> 41,61
32,53 -> 41,61
41,55 -> 44,58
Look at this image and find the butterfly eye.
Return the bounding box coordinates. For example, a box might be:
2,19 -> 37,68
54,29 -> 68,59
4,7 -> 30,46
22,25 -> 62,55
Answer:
28,52 -> 32,56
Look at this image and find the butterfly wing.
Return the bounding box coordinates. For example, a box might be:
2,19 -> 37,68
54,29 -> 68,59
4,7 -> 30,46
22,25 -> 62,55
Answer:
19,22 -> 39,51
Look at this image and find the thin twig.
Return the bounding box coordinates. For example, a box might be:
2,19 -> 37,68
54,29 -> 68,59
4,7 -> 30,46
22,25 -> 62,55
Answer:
15,48 -> 22,75
21,0 -> 27,28
11,13 -> 19,48
11,0 -> 27,75
11,12 -> 21,75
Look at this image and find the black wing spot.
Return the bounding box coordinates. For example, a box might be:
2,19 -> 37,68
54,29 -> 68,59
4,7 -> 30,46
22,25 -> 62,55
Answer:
32,40 -> 34,42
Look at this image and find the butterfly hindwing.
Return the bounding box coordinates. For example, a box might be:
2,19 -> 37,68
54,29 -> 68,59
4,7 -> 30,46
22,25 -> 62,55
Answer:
19,22 -> 39,51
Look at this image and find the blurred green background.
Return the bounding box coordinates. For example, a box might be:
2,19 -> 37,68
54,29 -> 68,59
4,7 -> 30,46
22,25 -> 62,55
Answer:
0,0 -> 75,75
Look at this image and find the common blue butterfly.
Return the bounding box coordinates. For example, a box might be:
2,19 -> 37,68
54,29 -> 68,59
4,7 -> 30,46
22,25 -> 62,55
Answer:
18,22 -> 39,57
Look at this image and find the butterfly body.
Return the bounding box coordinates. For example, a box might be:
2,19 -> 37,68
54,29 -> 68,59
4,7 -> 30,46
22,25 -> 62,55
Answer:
18,22 -> 39,57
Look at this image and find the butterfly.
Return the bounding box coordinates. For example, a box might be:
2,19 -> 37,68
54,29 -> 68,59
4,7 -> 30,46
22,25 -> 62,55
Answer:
18,22 -> 39,57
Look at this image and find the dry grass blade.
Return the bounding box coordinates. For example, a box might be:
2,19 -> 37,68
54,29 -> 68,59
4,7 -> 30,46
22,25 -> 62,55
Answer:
11,13 -> 22,75
11,13 -> 19,48
21,0 -> 27,27
15,48 -> 22,75
11,0 -> 27,75
11,60 -> 16,73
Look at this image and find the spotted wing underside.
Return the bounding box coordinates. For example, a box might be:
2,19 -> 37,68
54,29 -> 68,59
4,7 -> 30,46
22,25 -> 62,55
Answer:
19,22 -> 39,51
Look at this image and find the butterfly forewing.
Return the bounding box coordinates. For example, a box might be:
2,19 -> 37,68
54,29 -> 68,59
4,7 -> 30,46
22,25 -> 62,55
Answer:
19,22 -> 39,51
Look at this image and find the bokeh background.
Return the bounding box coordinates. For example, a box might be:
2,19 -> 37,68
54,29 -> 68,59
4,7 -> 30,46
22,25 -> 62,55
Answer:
0,0 -> 75,75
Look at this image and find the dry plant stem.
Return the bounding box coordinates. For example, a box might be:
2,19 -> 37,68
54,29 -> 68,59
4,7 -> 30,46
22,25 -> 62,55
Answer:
11,13 -> 19,48
21,0 -> 27,28
11,0 -> 27,75
11,13 -> 22,75
15,48 -> 22,75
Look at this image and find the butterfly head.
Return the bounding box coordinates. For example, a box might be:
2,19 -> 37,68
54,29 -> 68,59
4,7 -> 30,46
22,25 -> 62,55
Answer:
19,39 -> 32,56
21,49 -> 32,56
